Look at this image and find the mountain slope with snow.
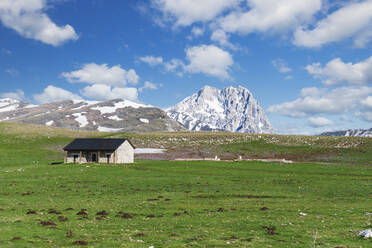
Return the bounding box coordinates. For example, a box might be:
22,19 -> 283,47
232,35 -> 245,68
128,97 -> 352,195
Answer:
321,128 -> 372,137
0,98 -> 36,116
0,98 -> 185,132
166,85 -> 274,133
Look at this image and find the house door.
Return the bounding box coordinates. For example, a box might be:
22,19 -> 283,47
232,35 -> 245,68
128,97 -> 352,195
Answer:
73,155 -> 79,163
106,153 -> 112,164
91,153 -> 97,162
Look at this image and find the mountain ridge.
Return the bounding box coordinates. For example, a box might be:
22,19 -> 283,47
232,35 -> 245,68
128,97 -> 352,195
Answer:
320,128 -> 372,137
0,98 -> 185,132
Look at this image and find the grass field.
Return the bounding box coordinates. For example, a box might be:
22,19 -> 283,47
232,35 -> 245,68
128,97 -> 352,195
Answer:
0,122 -> 371,247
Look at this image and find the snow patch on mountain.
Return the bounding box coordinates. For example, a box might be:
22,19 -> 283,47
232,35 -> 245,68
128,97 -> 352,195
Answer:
45,120 -> 54,126
91,99 -> 150,114
167,85 -> 274,134
107,115 -> 123,121
140,118 -> 149,123
72,113 -> 88,128
0,98 -> 36,113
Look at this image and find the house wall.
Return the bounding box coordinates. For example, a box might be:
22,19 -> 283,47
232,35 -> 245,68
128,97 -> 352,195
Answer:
114,140 -> 134,163
98,151 -> 114,163
66,151 -> 82,163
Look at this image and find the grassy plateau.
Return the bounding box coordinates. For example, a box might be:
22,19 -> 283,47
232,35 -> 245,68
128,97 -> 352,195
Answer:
0,122 -> 371,247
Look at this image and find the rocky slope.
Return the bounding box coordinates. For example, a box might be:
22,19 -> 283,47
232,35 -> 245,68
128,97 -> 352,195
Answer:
166,85 -> 274,133
0,98 -> 185,132
321,128 -> 372,137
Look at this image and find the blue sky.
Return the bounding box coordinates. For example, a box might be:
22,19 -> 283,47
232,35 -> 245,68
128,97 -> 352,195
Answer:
1,0 -> 372,134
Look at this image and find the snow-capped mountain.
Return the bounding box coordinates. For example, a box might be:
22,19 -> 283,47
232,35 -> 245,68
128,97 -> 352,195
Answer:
321,128 -> 372,137
0,98 -> 36,115
166,85 -> 274,133
0,98 -> 185,132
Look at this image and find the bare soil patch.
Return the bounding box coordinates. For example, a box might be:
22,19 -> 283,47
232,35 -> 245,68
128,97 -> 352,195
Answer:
72,240 -> 88,245
40,221 -> 57,227
76,209 -> 88,215
96,210 -> 109,216
263,226 -> 278,235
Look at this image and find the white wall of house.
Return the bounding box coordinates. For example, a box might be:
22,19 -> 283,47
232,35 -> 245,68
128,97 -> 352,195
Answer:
114,140 -> 134,163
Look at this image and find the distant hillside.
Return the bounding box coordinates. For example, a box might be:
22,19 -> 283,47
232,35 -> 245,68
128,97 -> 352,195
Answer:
321,128 -> 372,137
0,98 -> 185,132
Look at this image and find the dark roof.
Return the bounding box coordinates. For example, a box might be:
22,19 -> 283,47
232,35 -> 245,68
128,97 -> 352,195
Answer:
63,138 -> 134,151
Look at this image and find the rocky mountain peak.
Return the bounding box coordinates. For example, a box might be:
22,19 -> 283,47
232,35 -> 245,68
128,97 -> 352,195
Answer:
166,85 -> 274,133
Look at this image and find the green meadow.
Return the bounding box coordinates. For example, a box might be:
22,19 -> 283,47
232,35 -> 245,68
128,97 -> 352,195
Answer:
0,122 -> 371,247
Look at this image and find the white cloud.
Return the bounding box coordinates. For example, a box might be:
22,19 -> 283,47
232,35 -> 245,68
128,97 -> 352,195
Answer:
218,0 -> 322,34
139,45 -> 233,79
1,48 -> 12,55
0,89 -> 25,101
62,63 -> 139,86
139,56 -> 164,66
0,0 -> 78,46
306,57 -> 372,86
360,96 -> 372,110
152,0 -> 240,26
210,29 -> 236,49
143,81 -> 158,90
139,81 -> 159,92
268,86 -> 372,118
299,87 -> 326,97
80,84 -> 138,102
5,68 -> 19,76
272,59 -> 292,73
191,26 -> 204,37
306,117 -> 334,127
294,0 -> 372,48
164,58 -> 184,72
356,111 -> 372,122
34,85 -> 82,104
184,45 -> 233,79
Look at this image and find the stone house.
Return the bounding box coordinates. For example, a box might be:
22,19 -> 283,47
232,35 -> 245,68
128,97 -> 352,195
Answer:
63,138 -> 135,164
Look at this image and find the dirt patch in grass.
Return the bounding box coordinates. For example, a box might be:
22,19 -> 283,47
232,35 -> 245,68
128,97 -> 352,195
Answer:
260,207 -> 270,211
58,216 -> 68,222
191,195 -> 216,199
72,240 -> 88,245
48,209 -> 62,214
26,210 -> 37,215
76,209 -> 88,216
116,212 -> 133,219
40,221 -> 57,227
234,195 -> 275,199
96,210 -> 109,216
21,192 -> 34,196
263,226 -> 278,235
